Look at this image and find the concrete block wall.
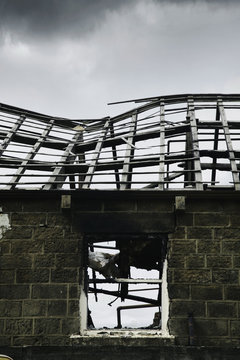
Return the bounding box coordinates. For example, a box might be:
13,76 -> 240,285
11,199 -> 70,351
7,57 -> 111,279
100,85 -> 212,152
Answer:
0,194 -> 82,346
168,196 -> 240,346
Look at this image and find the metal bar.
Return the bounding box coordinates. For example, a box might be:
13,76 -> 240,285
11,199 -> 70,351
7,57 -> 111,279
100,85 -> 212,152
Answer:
158,101 -> 165,190
5,119 -> 55,189
76,131 -> 85,189
218,98 -> 240,190
109,122 -> 120,189
0,170 -> 198,177
211,103 -> 220,185
184,122 -> 194,187
43,129 -> 84,190
88,278 -> 162,284
0,180 -> 217,186
116,304 -> 157,329
0,115 -> 25,157
82,117 -> 110,189
88,287 -> 159,305
120,113 -> 137,189
75,123 -> 190,153
187,97 -> 203,190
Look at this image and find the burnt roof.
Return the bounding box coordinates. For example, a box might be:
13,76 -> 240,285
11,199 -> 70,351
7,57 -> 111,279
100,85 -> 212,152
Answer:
0,93 -> 240,190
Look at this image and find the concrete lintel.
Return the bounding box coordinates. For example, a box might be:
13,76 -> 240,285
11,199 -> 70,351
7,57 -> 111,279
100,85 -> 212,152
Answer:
73,212 -> 175,233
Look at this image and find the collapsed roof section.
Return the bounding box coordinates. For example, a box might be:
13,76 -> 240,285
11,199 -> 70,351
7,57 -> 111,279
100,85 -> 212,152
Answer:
0,94 -> 240,190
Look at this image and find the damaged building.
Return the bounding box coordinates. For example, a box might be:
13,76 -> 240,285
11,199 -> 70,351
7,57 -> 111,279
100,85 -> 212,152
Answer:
0,94 -> 240,359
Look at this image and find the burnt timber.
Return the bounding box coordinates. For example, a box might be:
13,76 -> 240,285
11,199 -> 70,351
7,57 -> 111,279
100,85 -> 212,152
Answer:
0,93 -> 240,190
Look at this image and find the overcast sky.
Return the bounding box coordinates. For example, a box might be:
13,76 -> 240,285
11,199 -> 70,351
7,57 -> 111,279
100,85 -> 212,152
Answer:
1,0 -> 240,328
0,0 -> 240,119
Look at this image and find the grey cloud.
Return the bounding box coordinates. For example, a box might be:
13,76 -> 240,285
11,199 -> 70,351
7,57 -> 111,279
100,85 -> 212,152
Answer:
0,0 -> 130,41
1,0 -> 238,42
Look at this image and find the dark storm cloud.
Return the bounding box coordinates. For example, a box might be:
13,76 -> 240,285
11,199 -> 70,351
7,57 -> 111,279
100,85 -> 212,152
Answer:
0,0 -> 130,40
0,0 -> 238,41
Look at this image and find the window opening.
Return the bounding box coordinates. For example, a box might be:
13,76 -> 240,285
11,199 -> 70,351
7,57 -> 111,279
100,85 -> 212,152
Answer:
83,234 -> 169,334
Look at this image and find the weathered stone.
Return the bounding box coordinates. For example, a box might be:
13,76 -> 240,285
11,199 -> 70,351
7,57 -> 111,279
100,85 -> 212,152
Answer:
207,302 -> 237,318
168,318 -> 188,337
73,212 -> 175,233
47,213 -> 71,227
0,301 -> 22,317
168,285 -> 190,300
73,199 -> 103,211
5,319 -> 33,335
68,300 -> 79,317
233,256 -> 240,268
195,319 -> 228,336
11,240 -> 43,254
32,285 -> 67,299
47,336 -> 71,346
16,269 -> 49,283
176,213 -> 193,226
34,318 -> 61,335
137,199 -> 173,212
225,285 -> 240,300
170,301 -> 205,317
44,239 -> 73,253
0,285 -> 30,299
34,227 -> 63,242
185,255 -> 205,269
4,227 -> 32,239
195,213 -> 229,227
69,285 -> 80,299
215,228 -> 240,240
168,227 -> 186,240
0,336 -> 11,346
12,336 -> 51,346
34,254 -> 55,268
206,256 -> 232,268
62,318 -> 80,335
187,227 -> 212,240
222,241 -> 240,254
62,240 -> 80,254
230,214 -> 240,227
23,300 -> 47,317
230,320 -> 240,336
0,270 -> 15,284
0,320 -> 3,335
191,285 -> 223,300
51,269 -> 78,283
212,270 -> 238,284
104,199 -> 136,212
55,254 -> 80,267
48,300 -> 67,316
0,241 -> 10,254
23,199 -> 60,212
171,241 -> 196,254
197,240 -> 220,254
11,213 -> 46,226
1,199 -> 22,212
174,270 -> 211,284
168,255 -> 185,268
187,199 -> 224,212
1,255 -> 32,269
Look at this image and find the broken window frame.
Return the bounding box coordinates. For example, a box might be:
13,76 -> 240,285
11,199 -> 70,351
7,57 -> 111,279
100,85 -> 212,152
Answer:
79,234 -> 170,337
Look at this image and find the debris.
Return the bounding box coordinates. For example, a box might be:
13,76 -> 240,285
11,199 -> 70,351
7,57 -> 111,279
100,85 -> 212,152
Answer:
88,251 -> 119,278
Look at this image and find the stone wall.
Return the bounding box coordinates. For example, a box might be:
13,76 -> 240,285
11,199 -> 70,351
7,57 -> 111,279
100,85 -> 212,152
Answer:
168,195 -> 240,346
0,193 -> 82,346
0,190 -> 240,350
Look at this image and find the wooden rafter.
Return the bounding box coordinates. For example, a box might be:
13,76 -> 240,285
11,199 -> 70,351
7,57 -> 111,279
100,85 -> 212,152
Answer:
218,98 -> 240,190
0,94 -> 240,190
187,97 -> 203,190
120,113 -> 137,190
